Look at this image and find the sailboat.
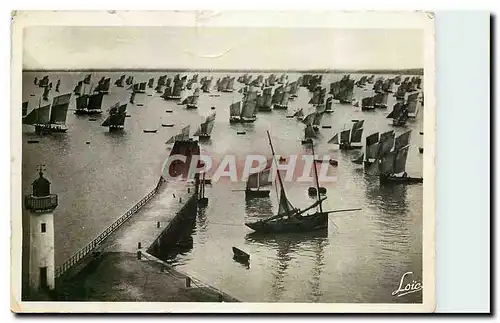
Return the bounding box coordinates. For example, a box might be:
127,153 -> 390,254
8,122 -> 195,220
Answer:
95,78 -> 111,94
55,79 -> 61,92
73,81 -> 83,95
245,162 -> 272,199
330,77 -> 355,103
328,120 -> 364,150
23,93 -> 71,134
351,132 -> 380,168
301,124 -> 317,145
183,88 -> 200,109
229,101 -> 242,124
406,93 -> 420,117
324,96 -> 334,113
302,111 -> 324,131
272,86 -> 289,110
387,102 -> 409,126
361,96 -> 376,111
75,89 -> 104,115
292,108 -> 305,121
162,79 -> 183,100
201,78 -> 212,93
147,78 -> 154,88
115,75 -> 125,87
193,112 -> 216,140
257,87 -> 273,111
166,125 -> 191,144
83,74 -> 92,85
42,86 -> 50,101
240,91 -> 258,123
373,92 -> 389,108
245,132 -> 360,234
378,130 -> 422,184
288,81 -> 299,99
101,102 -> 127,132
132,82 -> 147,94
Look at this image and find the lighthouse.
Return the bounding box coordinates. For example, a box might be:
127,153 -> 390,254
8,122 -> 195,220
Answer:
24,166 -> 58,292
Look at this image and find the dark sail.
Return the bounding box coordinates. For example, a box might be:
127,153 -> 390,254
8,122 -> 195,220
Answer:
76,95 -> 89,111
49,93 -> 71,124
88,93 -> 104,111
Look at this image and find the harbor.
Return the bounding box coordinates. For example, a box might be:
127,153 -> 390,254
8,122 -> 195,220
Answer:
22,70 -> 424,303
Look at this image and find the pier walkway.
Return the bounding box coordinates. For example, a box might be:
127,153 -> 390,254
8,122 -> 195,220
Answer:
56,179 -> 239,303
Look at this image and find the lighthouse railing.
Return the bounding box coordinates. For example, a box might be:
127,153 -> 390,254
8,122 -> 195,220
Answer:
55,177 -> 165,278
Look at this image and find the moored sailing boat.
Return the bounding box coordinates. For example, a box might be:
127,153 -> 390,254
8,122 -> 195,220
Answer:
166,125 -> 191,144
101,102 -> 127,132
95,78 -> 111,94
193,112 -> 216,140
272,86 -> 290,110
245,162 -> 272,199
373,92 -> 389,109
378,130 -> 422,184
75,91 -> 104,115
328,120 -> 364,150
387,102 -> 409,126
229,101 -> 242,124
240,91 -> 258,123
23,93 -> 71,134
352,132 -> 380,168
361,96 -> 376,111
183,88 -> 200,109
245,132 -> 360,234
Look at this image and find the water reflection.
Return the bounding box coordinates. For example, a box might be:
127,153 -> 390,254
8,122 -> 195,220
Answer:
245,197 -> 274,218
245,229 -> 328,301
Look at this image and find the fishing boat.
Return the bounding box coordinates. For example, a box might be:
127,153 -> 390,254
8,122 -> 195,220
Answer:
288,81 -> 299,99
83,74 -> 92,85
324,96 -> 334,113
352,132 -> 380,168
406,93 -> 420,117
147,78 -> 154,88
302,111 -> 324,132
115,75 -> 125,87
95,78 -> 111,94
22,93 -> 71,134
182,88 -> 200,109
292,108 -> 305,121
201,78 -> 212,93
328,120 -> 364,150
132,82 -> 147,94
162,79 -> 183,100
301,124 -> 317,145
101,102 -> 127,132
240,91 -> 258,123
73,81 -> 83,95
245,132 -> 360,234
55,79 -> 61,92
361,96 -> 376,111
378,131 -> 422,184
166,125 -> 191,144
75,91 -> 104,115
387,102 -> 409,126
38,76 -> 49,88
373,92 -> 389,109
129,92 -> 136,104
193,112 -> 216,140
245,162 -> 272,199
42,86 -> 50,101
330,76 -> 355,103
272,86 -> 289,110
257,87 -> 273,111
229,101 -> 242,124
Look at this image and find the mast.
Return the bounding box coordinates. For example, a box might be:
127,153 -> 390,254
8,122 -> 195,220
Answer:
266,131 -> 287,201
310,144 -> 323,213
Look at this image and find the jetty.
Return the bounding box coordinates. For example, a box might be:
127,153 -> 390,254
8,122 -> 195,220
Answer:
53,177 -> 238,302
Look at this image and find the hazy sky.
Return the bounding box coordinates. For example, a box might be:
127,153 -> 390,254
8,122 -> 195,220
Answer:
23,27 -> 423,70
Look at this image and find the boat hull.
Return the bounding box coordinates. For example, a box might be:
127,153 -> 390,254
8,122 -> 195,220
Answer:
186,104 -> 198,109
379,175 -> 423,185
35,125 -> 68,134
163,95 -> 181,100
245,212 -> 328,234
74,109 -> 102,115
245,189 -> 270,199
273,104 -> 288,110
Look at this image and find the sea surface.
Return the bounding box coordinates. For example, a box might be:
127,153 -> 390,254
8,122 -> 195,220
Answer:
22,71 -> 423,303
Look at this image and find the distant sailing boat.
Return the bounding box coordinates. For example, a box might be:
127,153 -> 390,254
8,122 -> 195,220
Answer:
292,108 -> 305,121
406,93 -> 420,118
373,92 -> 389,108
166,125 -> 191,144
272,86 -> 290,110
23,93 -> 71,134
229,101 -> 242,124
95,78 -> 111,94
240,91 -> 258,123
132,82 -> 147,94
361,96 -> 376,111
352,132 -> 380,168
245,161 -> 272,199
101,102 -> 127,132
75,86 -> 104,115
182,88 -> 200,109
245,131 -> 360,234
324,96 -> 334,113
301,124 -> 317,145
288,81 -> 299,99
302,111 -> 323,131
147,78 -> 154,88
201,78 -> 212,93
115,75 -> 125,87
74,81 -> 83,96
328,120 -> 364,150
42,86 -> 50,101
162,79 -> 182,100
193,112 -> 216,140
387,102 -> 409,126
377,130 -> 422,184
257,87 -> 273,111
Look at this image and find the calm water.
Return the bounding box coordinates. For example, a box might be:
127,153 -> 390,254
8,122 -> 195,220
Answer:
22,71 -> 423,303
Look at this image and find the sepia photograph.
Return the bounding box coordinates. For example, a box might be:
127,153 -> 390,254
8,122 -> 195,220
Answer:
11,11 -> 435,313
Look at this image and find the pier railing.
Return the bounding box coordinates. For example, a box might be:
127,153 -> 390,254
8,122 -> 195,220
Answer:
55,177 -> 165,278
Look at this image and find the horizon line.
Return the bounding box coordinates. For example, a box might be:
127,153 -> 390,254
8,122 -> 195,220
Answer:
22,67 -> 424,74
